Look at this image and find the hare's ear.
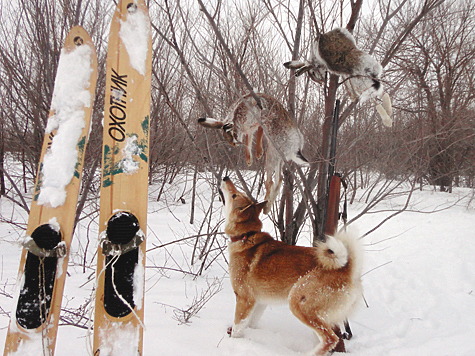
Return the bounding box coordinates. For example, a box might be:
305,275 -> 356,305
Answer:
382,92 -> 393,117
197,117 -> 225,129
284,60 -> 306,69
255,201 -> 268,215
376,104 -> 392,127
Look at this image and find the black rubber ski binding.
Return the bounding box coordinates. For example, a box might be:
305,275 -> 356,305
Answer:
101,212 -> 144,318
16,224 -> 63,329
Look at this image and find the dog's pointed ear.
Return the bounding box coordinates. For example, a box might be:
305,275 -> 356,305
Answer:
255,201 -> 268,215
239,204 -> 253,213
236,204 -> 253,222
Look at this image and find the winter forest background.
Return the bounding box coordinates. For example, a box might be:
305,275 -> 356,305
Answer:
1,0 -> 475,238
0,0 -> 475,354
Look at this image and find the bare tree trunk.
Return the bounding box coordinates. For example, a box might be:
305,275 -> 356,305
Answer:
288,0 -> 305,120
22,150 -> 27,194
73,154 -> 100,232
280,0 -> 305,245
190,164 -> 198,224
0,111 -> 5,195
280,168 -> 295,245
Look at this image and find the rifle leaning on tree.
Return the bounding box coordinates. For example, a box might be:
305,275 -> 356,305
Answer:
323,100 -> 352,352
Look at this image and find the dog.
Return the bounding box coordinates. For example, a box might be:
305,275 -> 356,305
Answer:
198,93 -> 308,214
284,27 -> 393,127
220,176 -> 363,355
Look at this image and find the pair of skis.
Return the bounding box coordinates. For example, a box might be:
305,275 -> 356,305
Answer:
3,1 -> 152,355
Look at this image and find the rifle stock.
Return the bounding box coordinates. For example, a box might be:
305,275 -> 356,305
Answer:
325,174 -> 341,236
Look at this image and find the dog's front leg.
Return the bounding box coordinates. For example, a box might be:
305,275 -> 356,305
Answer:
248,303 -> 266,328
229,295 -> 257,337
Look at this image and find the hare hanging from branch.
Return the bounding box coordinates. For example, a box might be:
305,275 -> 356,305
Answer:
198,93 -> 308,214
285,27 -> 393,127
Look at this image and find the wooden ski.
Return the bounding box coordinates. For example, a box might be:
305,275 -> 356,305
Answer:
3,26 -> 97,356
92,0 -> 151,355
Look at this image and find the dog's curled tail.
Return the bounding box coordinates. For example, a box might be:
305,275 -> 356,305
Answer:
317,229 -> 363,277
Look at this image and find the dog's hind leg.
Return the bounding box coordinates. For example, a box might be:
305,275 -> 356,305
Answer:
289,304 -> 339,355
289,282 -> 339,355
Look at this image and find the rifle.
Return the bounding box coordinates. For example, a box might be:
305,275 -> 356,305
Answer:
324,99 -> 341,236
324,100 -> 352,351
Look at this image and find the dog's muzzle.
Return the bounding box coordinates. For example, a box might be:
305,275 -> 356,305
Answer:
218,177 -> 231,204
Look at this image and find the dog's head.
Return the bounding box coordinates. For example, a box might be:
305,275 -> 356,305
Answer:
220,177 -> 267,237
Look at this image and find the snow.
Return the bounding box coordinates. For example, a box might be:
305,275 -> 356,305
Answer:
119,3 -> 151,76
1,174 -> 475,355
37,43 -> 94,208
97,322 -> 140,356
120,135 -> 141,174
133,246 -> 145,309
47,217 -> 60,233
8,331 -> 47,356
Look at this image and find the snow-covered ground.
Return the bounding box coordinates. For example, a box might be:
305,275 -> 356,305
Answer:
1,172 -> 474,355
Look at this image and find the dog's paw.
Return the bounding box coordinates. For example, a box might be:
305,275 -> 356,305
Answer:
228,325 -> 244,338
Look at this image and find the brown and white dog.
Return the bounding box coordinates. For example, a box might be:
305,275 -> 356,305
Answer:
220,176 -> 364,355
284,27 -> 393,127
198,93 -> 308,214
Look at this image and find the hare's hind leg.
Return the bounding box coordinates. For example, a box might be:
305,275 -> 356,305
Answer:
263,159 -> 282,214
255,126 -> 264,160
244,134 -> 253,166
